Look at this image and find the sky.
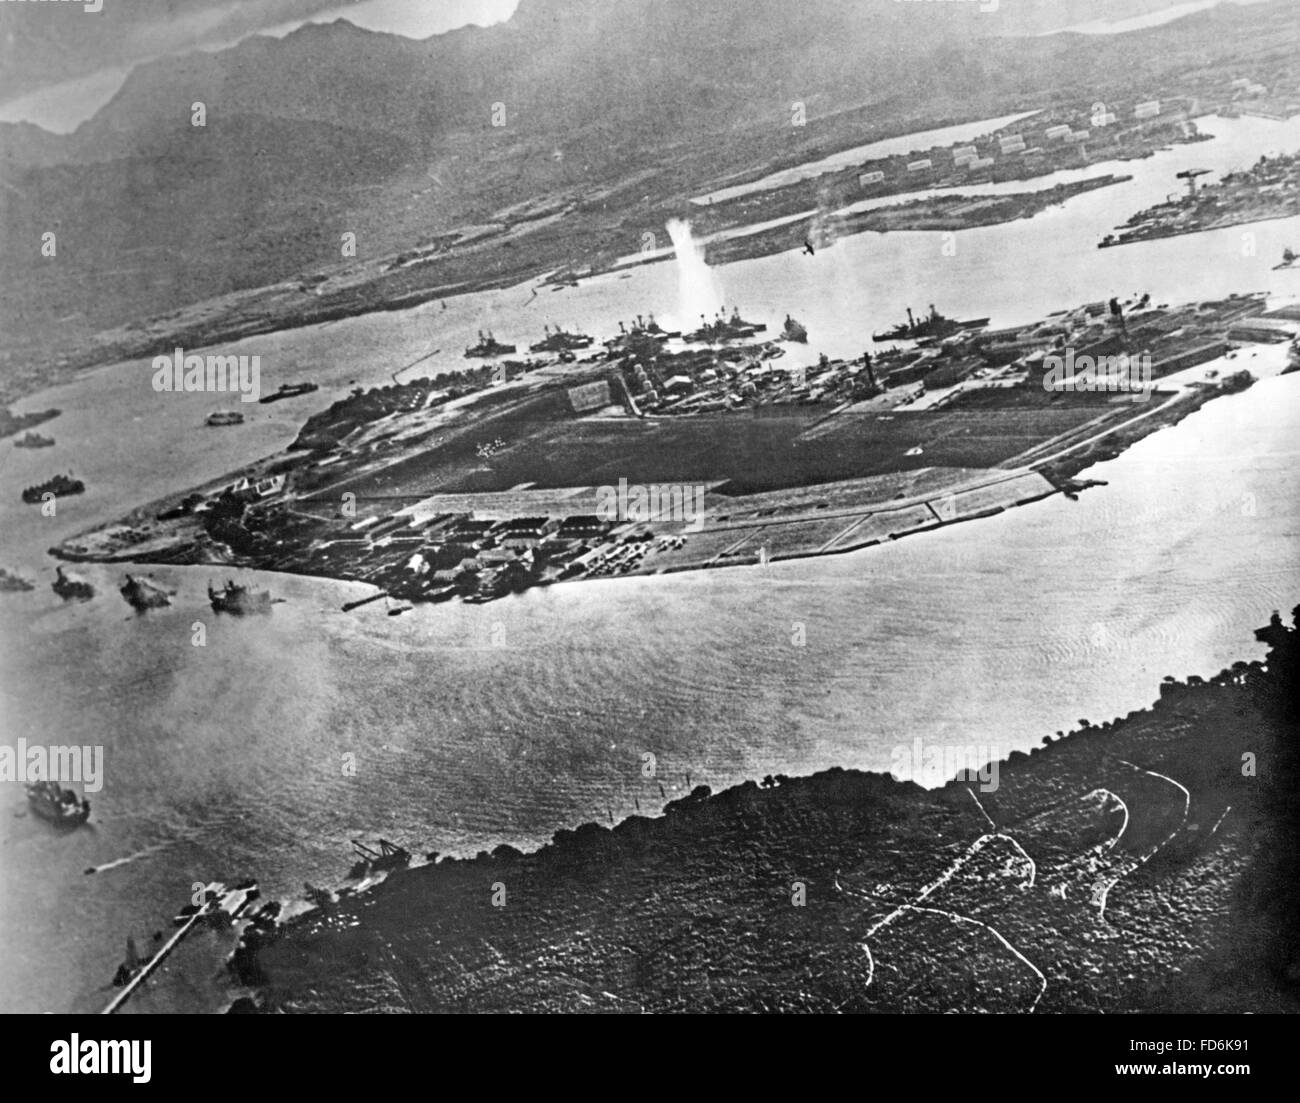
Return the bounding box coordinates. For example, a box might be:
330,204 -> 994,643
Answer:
0,0 -> 521,133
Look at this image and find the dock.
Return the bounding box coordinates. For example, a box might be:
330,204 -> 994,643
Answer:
101,881 -> 256,1014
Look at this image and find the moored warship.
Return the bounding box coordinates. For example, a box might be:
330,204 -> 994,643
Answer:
685,307 -> 767,344
120,574 -> 173,612
0,568 -> 34,592
873,304 -> 989,343
208,579 -> 275,615
52,566 -> 95,601
465,331 -> 517,358
14,431 -> 55,448
529,325 -> 595,353
259,382 -> 319,404
21,472 -> 84,504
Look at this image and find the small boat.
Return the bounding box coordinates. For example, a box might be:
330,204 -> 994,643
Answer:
14,431 -> 54,448
1273,246 -> 1297,270
52,566 -> 95,601
258,382 -> 319,405
206,410 -> 245,427
26,780 -> 90,827
208,579 -> 275,615
120,574 -> 172,612
21,472 -> 84,504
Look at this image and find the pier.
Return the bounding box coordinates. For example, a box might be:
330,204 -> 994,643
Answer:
101,881 -> 255,1014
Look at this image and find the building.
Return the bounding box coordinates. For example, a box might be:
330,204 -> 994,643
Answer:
1135,101 -> 1162,119
496,517 -> 560,549
559,515 -> 613,540
225,473 -> 286,502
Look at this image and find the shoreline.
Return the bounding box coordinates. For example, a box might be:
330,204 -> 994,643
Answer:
229,609 -> 1300,1013
43,368 -> 1240,598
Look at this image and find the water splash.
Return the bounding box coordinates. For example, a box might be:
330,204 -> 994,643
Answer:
665,219 -> 723,330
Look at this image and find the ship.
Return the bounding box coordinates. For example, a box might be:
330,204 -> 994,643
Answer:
0,568 -> 34,593
52,566 -> 95,601
685,307 -> 768,344
21,472 -> 84,504
120,574 -> 173,612
206,410 -> 245,427
1286,338 -> 1300,375
258,382 -> 319,405
780,315 -> 809,343
529,325 -> 595,353
348,838 -> 411,877
604,314 -> 681,352
14,431 -> 55,448
26,780 -> 90,827
465,331 -> 517,358
208,579 -> 275,615
1273,246 -> 1297,271
873,305 -> 990,343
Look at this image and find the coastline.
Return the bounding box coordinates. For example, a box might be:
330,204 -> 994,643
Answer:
233,609 -> 1300,1014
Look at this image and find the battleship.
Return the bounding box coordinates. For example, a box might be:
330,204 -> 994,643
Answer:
21,472 -> 84,504
685,307 -> 767,344
528,325 -> 595,353
604,314 -> 681,352
119,574 -> 173,612
465,331 -> 517,358
258,382 -> 319,405
873,305 -> 990,343
13,431 -> 54,448
26,781 -> 90,828
208,579 -> 275,615
51,566 -> 94,601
